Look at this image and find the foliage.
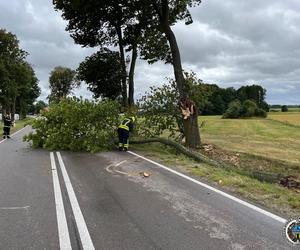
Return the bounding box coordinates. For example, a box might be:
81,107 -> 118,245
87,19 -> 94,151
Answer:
183,72 -> 214,114
0,29 -> 40,117
53,0 -> 134,107
48,66 -> 78,103
24,98 -> 120,152
34,100 -> 48,114
77,48 -> 123,99
137,72 -> 211,140
281,105 -> 288,112
223,99 -> 267,119
137,81 -> 182,139
241,100 -> 257,117
222,100 -> 242,119
237,84 -> 269,111
14,62 -> 40,118
200,84 -> 269,115
255,108 -> 267,118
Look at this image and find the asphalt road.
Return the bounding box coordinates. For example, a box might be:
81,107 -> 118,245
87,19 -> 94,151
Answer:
0,126 -> 294,249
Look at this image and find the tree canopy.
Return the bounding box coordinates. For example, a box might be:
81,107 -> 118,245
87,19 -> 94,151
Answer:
0,28 -> 40,118
53,0 -> 203,147
77,48 -> 123,99
48,66 -> 77,103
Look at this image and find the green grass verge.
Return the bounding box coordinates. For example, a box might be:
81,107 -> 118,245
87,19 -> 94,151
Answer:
131,142 -> 300,217
0,118 -> 33,136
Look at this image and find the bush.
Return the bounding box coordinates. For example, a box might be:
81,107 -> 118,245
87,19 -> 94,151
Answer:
281,105 -> 288,112
241,100 -> 257,117
255,108 -> 267,118
223,99 -> 267,118
222,100 -> 242,118
24,97 -> 120,152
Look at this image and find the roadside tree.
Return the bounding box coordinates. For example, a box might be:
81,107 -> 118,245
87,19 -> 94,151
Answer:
0,29 -> 39,118
48,66 -> 78,103
77,48 -> 123,99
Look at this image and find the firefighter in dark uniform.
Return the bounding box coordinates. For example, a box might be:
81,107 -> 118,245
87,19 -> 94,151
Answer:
117,116 -> 135,151
3,114 -> 12,139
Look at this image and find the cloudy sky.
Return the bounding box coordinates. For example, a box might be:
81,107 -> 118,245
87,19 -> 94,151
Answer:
1,0 -> 299,105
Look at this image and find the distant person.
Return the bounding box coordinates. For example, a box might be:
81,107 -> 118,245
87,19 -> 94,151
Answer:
117,116 -> 135,151
2,114 -> 12,139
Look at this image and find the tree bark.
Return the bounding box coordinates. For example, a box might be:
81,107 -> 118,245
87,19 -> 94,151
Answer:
159,1 -> 201,148
11,96 -> 16,122
116,25 -> 128,108
128,44 -> 137,107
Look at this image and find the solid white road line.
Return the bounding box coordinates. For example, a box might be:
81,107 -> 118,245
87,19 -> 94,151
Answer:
56,152 -> 95,250
0,206 -> 30,210
127,150 -> 287,224
50,152 -> 72,250
0,125 -> 29,144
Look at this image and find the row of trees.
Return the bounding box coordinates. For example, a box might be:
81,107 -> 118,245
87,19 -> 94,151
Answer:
53,0 -> 202,148
0,29 -> 40,119
191,82 -> 269,116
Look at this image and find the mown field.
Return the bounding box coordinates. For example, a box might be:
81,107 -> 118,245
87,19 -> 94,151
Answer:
200,112 -> 300,166
268,111 -> 300,126
133,111 -> 300,216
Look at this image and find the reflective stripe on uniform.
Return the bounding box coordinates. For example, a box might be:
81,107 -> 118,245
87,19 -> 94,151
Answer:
118,118 -> 131,131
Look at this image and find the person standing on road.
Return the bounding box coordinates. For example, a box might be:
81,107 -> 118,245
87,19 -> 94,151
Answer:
117,116 -> 135,151
2,114 -> 12,139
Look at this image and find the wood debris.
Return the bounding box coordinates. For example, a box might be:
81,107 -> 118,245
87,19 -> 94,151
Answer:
279,176 -> 300,189
140,172 -> 151,178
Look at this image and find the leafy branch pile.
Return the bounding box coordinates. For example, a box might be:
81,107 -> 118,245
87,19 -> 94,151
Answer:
24,98 -> 119,152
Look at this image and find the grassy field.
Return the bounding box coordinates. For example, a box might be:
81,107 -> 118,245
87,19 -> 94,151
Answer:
132,111 -> 300,216
200,113 -> 300,165
268,112 -> 300,126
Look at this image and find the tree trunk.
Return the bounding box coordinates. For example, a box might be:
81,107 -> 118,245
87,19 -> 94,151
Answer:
116,25 -> 128,108
11,96 -> 16,122
128,44 -> 137,107
183,106 -> 201,148
160,2 -> 201,148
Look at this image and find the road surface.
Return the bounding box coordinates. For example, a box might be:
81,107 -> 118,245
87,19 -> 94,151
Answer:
0,126 -> 294,249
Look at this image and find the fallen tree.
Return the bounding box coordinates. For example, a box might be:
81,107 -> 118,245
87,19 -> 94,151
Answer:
130,136 -> 286,184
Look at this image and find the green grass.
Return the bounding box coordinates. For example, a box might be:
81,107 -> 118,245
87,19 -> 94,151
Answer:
131,143 -> 300,217
132,111 -> 300,216
200,115 -> 300,165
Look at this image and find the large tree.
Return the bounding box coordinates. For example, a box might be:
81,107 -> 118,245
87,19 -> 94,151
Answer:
48,66 -> 77,103
129,0 -> 202,148
77,48 -> 123,99
0,29 -> 39,118
237,85 -> 269,111
53,0 -> 135,107
15,62 -> 40,118
53,0 -> 203,148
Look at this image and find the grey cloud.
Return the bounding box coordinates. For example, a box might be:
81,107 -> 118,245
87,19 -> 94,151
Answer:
170,0 -> 300,104
1,0 -> 299,105
0,0 -> 96,103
